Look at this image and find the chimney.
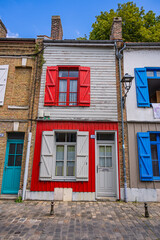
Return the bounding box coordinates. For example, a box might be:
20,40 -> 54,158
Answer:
51,16 -> 63,40
110,17 -> 122,40
0,20 -> 7,38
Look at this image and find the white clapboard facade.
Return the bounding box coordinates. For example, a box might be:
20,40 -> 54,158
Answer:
29,40 -> 120,201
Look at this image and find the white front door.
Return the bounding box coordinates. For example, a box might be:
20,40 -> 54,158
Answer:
97,144 -> 116,197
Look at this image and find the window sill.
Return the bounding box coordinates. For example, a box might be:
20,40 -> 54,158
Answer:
39,178 -> 76,182
8,105 -> 29,110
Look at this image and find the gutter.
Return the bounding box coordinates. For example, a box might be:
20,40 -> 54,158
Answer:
115,40 -> 128,203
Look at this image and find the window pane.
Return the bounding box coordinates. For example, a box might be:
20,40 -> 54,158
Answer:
56,146 -> 64,160
106,157 -> 112,167
106,146 -> 112,156
147,71 -> 154,77
9,144 -> 16,154
8,132 -> 24,140
67,133 -> 76,142
99,146 -> 105,157
16,144 -> 23,154
8,155 -> 14,166
55,161 -> 64,176
15,155 -> 22,166
151,145 -> 158,160
70,80 -> 77,92
59,80 -> 67,92
99,157 -> 105,167
67,162 -> 75,176
157,71 -> 160,77
97,133 -> 115,141
67,146 -> 75,160
69,93 -> 77,105
56,133 -> 65,142
152,161 -> 160,176
69,70 -> 78,78
59,93 -> 66,105
59,70 -> 68,77
150,134 -> 157,141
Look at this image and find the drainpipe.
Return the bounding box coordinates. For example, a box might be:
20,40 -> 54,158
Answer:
115,41 -> 127,202
22,132 -> 32,200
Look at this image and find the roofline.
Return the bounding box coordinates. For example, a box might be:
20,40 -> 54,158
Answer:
126,42 -> 160,48
0,38 -> 35,43
43,39 -> 115,47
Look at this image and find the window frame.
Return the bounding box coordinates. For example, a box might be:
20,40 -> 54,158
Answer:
149,131 -> 160,181
135,67 -> 160,107
57,66 -> 79,107
54,132 -> 77,180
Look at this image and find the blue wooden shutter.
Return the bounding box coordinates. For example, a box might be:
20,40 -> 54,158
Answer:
135,68 -> 150,107
137,132 -> 153,181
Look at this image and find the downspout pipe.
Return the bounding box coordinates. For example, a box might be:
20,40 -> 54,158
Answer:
115,41 -> 127,202
22,132 -> 32,200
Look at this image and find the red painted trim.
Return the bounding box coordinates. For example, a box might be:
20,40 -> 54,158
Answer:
31,121 -> 120,195
44,66 -> 90,107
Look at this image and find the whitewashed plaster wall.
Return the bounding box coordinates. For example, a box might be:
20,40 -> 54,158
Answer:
123,49 -> 160,122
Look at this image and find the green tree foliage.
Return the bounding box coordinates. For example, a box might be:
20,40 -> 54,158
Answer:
89,2 -> 160,42
76,34 -> 88,40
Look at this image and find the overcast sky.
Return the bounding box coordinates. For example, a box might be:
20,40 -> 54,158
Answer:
0,0 -> 160,39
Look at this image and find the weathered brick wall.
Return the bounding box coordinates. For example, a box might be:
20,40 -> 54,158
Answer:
115,49 -> 130,189
110,17 -> 122,41
0,20 -> 7,38
0,57 -> 35,120
51,16 -> 63,40
0,39 -> 42,194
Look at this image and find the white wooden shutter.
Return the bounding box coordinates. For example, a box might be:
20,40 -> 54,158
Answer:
76,131 -> 89,181
0,65 -> 9,106
39,131 -> 55,180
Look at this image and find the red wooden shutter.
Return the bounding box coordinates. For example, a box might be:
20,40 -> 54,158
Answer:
44,66 -> 58,106
79,67 -> 90,106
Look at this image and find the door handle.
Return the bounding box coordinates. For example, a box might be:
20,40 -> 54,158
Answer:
97,165 -> 98,173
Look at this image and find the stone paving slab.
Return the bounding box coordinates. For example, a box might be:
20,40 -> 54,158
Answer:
0,200 -> 160,240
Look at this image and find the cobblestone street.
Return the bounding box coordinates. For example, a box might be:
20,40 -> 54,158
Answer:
0,200 -> 160,240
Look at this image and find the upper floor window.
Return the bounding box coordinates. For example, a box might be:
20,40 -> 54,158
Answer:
58,68 -> 78,106
135,68 -> 160,107
44,66 -> 90,107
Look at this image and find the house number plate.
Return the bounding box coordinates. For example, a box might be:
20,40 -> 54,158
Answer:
0,133 -> 4,137
90,135 -> 96,139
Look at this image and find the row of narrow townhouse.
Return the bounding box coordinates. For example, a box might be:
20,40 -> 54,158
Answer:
0,16 -> 160,202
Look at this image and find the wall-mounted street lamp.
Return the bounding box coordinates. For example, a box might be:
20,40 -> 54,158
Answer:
121,73 -> 134,108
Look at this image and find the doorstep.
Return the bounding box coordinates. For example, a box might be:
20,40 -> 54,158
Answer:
0,194 -> 18,200
96,197 -> 117,202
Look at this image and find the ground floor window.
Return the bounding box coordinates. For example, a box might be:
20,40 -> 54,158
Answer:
55,132 -> 76,178
39,130 -> 89,181
150,133 -> 160,177
137,131 -> 160,181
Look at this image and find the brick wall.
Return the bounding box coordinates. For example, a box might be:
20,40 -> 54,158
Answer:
0,20 -> 7,38
51,16 -> 63,40
0,39 -> 42,194
115,48 -> 130,188
110,17 -> 122,41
